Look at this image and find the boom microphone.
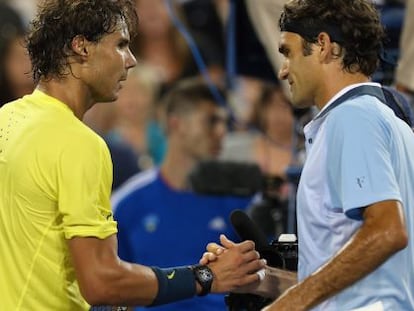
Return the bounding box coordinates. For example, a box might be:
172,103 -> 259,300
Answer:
230,209 -> 268,251
230,210 -> 283,267
227,210 -> 275,310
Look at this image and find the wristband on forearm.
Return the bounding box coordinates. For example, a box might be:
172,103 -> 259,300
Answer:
149,266 -> 196,306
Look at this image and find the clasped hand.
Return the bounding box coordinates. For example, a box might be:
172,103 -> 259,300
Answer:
200,235 -> 298,311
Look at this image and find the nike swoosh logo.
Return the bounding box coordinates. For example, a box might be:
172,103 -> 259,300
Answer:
167,270 -> 175,280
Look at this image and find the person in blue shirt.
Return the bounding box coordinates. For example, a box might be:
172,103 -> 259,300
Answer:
112,77 -> 255,311
204,0 -> 414,310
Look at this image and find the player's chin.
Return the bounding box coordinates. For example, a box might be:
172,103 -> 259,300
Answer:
105,83 -> 123,101
291,95 -> 312,109
101,90 -> 120,103
111,92 -> 120,101
98,96 -> 117,103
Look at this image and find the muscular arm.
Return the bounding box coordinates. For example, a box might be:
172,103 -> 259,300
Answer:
68,234 -> 264,306
263,200 -> 408,311
68,235 -> 158,306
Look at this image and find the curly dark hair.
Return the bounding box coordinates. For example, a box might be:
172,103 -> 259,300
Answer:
279,0 -> 385,76
27,0 -> 138,82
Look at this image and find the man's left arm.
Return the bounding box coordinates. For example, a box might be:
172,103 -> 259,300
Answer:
262,199 -> 408,311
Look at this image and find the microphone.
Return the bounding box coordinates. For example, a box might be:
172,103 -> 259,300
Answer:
230,210 -> 283,267
230,209 -> 268,251
225,210 -> 284,311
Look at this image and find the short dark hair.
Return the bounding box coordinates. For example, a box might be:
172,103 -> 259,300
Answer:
163,77 -> 224,117
279,0 -> 385,76
27,0 -> 138,82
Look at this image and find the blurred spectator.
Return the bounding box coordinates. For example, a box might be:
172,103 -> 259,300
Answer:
251,83 -> 294,178
220,80 -> 307,238
112,78 -> 253,311
180,0 -> 226,82
219,76 -> 266,163
131,0 -> 225,95
182,0 -> 225,45
372,0 -> 406,85
83,101 -> 140,191
111,64 -> 163,169
4,0 -> 39,25
248,83 -> 296,238
213,0 -> 230,25
395,0 -> 414,108
245,0 -> 290,95
0,3 -> 34,107
234,0 -> 279,84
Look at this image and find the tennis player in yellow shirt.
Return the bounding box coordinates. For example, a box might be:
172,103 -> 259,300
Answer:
0,1 -> 265,310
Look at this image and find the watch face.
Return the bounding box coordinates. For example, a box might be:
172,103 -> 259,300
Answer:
193,265 -> 213,296
198,267 -> 213,281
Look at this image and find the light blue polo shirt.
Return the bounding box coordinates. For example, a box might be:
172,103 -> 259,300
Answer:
297,83 -> 414,310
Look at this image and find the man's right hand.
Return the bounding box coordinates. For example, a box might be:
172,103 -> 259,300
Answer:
205,234 -> 266,293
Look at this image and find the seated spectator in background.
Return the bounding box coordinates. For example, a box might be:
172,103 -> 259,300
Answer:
0,3 -> 34,107
112,78 -> 255,311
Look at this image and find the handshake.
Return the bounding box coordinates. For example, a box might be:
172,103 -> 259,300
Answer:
198,210 -> 298,311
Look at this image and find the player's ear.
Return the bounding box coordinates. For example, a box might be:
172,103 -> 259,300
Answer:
71,35 -> 90,59
317,32 -> 330,50
317,32 -> 335,62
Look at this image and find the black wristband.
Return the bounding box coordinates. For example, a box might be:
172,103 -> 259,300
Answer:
149,266 -> 196,306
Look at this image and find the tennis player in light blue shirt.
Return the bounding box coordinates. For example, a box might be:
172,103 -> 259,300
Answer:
297,83 -> 414,310
233,0 -> 414,310
205,80 -> 414,310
